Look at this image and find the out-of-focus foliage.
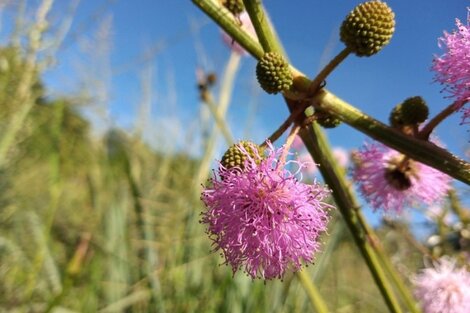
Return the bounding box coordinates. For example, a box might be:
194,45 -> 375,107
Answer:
0,46 -> 44,115
0,42 -> 408,313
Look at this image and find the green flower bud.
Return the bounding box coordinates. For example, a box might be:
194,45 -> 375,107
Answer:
340,1 -> 395,57
315,109 -> 341,128
220,141 -> 263,170
389,103 -> 404,128
389,96 -> 429,127
400,96 -> 429,125
256,52 -> 293,94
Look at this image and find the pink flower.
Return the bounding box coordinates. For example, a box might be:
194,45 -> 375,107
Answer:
333,147 -> 350,168
201,142 -> 332,280
462,107 -> 470,124
292,135 -> 304,151
432,9 -> 470,121
221,12 -> 257,56
413,257 -> 470,313
351,142 -> 451,213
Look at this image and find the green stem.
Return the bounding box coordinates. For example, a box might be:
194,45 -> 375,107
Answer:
419,101 -> 461,139
314,90 -> 470,185
356,213 -> 420,313
201,91 -> 235,145
242,0 -> 282,53
287,97 -> 403,312
192,0 -> 264,59
192,51 -> 240,198
263,49 -> 352,144
307,47 -> 351,95
296,270 -> 329,313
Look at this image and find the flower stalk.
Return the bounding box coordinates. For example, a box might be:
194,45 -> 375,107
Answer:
307,47 -> 351,96
296,270 -> 329,313
356,213 -> 420,313
295,111 -> 404,313
200,90 -> 235,145
242,0 -> 281,53
419,100 -> 464,139
278,123 -> 300,165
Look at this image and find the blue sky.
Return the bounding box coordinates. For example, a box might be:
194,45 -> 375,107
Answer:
40,1 -> 469,227
43,0 -> 469,153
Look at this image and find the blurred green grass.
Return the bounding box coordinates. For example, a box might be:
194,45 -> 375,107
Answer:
0,91 -> 422,312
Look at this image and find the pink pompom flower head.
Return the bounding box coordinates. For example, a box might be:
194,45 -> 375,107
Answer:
351,142 -> 451,213
201,142 -> 332,280
413,257 -> 470,313
432,9 -> 470,122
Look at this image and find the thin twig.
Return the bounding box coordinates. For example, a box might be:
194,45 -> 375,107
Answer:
419,101 -> 463,139
278,124 -> 301,166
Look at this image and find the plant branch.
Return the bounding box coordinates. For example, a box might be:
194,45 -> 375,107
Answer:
192,0 -> 264,59
297,270 -> 329,313
313,90 -> 470,185
278,124 -> 300,165
242,0 -> 282,53
307,47 -> 351,95
357,214 -> 420,313
201,91 -> 235,145
293,114 -> 404,313
262,100 -> 310,146
419,101 -> 463,139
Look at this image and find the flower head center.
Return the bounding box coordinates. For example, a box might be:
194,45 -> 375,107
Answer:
441,281 -> 463,304
384,157 -> 417,191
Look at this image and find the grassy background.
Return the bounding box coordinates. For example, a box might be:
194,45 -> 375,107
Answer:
0,46 -> 424,312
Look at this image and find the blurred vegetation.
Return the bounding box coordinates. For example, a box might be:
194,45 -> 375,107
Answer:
0,40 -> 404,313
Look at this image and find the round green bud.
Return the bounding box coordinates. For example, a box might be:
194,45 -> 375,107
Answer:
221,0 -> 245,16
220,141 -> 262,170
389,96 -> 429,127
400,96 -> 429,125
256,52 -> 293,94
389,103 -> 404,128
340,1 -> 395,57
315,109 -> 341,128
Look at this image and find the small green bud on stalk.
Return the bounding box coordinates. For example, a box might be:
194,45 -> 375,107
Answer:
340,1 -> 395,57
